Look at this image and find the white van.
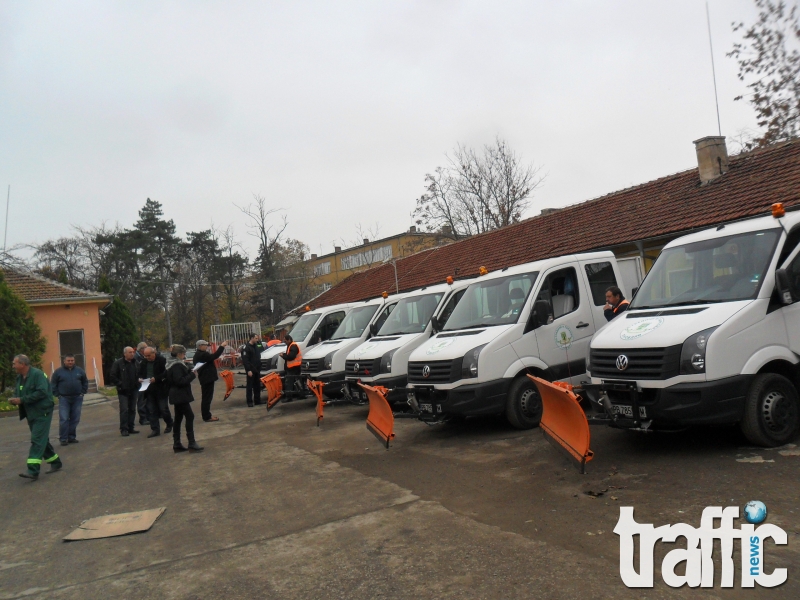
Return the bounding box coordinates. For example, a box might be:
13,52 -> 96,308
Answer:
588,207 -> 800,446
344,278 -> 475,403
260,302 -> 355,373
301,292 -> 406,396
406,252 -> 632,428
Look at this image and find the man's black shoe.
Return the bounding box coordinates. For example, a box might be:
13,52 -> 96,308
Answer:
60,441 -> 68,446
164,425 -> 173,434
147,431 -> 160,438
68,439 -> 79,443
139,419 -> 149,426
129,429 -> 140,434
247,403 -> 254,407
19,472 -> 38,480
254,401 -> 264,405
46,463 -> 62,474
121,430 -> 129,437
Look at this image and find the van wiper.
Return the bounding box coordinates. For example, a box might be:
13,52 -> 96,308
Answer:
664,299 -> 724,307
444,323 -> 498,331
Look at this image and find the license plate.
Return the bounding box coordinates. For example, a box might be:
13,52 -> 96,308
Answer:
420,403 -> 433,413
612,405 -> 647,418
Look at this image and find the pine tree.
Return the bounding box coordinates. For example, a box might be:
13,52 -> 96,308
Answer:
98,275 -> 137,381
0,270 -> 47,389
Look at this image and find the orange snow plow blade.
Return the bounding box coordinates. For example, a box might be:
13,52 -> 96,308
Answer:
358,383 -> 394,449
261,373 -> 283,410
308,379 -> 325,426
220,370 -> 235,400
528,375 -> 594,474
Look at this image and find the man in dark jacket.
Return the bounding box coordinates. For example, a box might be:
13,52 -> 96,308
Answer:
241,333 -> 265,407
138,347 -> 174,438
8,354 -> 63,480
166,345 -> 203,453
193,339 -> 229,422
134,342 -> 149,426
110,347 -> 140,436
604,286 -> 631,322
51,354 -> 89,446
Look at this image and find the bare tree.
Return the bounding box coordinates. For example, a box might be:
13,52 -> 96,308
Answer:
730,0 -> 800,148
413,137 -> 544,239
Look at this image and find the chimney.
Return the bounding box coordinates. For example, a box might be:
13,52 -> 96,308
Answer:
311,253 -> 317,259
693,136 -> 729,184
334,246 -> 342,253
363,238 -> 369,245
441,224 -> 452,236
409,225 -> 416,233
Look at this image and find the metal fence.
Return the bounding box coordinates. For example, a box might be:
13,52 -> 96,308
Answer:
210,322 -> 261,368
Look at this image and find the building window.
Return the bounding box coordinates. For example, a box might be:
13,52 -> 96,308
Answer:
341,245 -> 393,270
313,261 -> 331,277
322,283 -> 332,292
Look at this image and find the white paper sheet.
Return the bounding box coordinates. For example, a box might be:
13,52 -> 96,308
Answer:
139,380 -> 150,392
192,362 -> 205,372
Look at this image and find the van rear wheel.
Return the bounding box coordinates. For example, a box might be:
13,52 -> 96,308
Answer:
506,377 -> 542,430
740,373 -> 800,447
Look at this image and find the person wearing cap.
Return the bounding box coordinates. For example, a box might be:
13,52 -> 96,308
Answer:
193,339 -> 229,422
165,345 -> 203,453
604,286 -> 630,321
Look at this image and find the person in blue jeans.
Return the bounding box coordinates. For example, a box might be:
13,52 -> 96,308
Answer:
51,355 -> 89,446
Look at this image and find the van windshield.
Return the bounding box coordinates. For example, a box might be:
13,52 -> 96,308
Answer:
378,292 -> 444,335
444,272 -> 538,330
289,313 -> 321,342
331,305 -> 380,339
632,229 -> 781,309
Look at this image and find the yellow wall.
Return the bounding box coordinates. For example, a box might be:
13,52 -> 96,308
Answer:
307,232 -> 444,290
32,300 -> 106,386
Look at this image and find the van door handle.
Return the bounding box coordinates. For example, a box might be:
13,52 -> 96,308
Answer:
576,322 -> 590,329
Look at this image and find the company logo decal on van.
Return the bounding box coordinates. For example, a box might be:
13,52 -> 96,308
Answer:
615,502 -> 787,588
554,325 -> 574,350
355,343 -> 378,357
619,317 -> 664,340
426,338 -> 455,355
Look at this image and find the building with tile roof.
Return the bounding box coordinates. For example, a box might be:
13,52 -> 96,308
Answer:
305,137 -> 800,310
1,268 -> 112,387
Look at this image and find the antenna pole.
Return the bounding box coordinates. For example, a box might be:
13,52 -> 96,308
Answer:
706,1 -> 722,136
3,185 -> 9,254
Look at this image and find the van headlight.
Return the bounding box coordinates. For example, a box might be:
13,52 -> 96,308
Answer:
380,349 -> 397,374
461,344 -> 487,379
324,350 -> 337,371
680,327 -> 718,374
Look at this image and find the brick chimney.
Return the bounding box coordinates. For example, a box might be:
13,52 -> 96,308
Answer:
363,238 -> 369,245
334,246 -> 341,253
409,225 -> 416,233
311,253 -> 317,259
693,136 -> 729,184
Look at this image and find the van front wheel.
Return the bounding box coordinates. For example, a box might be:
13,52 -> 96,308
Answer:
506,377 -> 542,430
740,373 -> 800,447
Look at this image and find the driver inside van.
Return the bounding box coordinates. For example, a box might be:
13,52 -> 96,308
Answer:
502,287 -> 526,318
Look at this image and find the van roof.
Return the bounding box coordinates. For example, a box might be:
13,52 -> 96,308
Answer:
662,211 -> 800,250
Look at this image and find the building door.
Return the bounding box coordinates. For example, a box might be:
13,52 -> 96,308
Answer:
58,330 -> 85,369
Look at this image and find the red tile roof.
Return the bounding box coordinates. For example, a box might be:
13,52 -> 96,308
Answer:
311,140 -> 800,308
1,269 -> 112,304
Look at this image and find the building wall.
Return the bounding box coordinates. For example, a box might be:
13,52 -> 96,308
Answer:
307,232 -> 445,291
32,301 -> 105,386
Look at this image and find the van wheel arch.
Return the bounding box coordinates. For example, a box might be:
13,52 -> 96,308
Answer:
740,372 -> 800,447
505,372 -> 544,430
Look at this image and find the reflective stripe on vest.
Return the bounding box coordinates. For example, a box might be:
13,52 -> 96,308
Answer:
286,343 -> 302,369
613,299 -> 630,314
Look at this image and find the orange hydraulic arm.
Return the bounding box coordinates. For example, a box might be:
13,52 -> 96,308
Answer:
358,383 -> 395,449
261,373 -> 283,411
528,375 -> 594,474
220,370 -> 235,401
307,379 -> 325,426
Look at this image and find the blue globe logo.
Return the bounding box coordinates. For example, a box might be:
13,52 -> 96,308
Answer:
744,500 -> 767,524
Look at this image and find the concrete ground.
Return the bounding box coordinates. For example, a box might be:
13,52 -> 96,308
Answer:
0,375 -> 798,599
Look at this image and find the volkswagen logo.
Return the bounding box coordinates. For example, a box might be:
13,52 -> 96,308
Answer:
422,365 -> 431,378
304,362 -> 310,369
616,355 -> 629,371
354,363 -> 359,373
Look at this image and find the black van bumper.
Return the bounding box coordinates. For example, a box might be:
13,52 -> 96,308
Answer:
409,378 -> 512,421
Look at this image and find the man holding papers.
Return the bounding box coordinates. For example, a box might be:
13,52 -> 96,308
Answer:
138,347 -> 174,438
193,339 -> 229,423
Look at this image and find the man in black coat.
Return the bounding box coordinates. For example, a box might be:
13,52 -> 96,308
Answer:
241,332 -> 266,407
110,347 -> 140,436
193,339 -> 229,422
138,347 -> 174,438
166,345 -> 203,453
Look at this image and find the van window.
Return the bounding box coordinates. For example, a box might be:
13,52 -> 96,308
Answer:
535,267 -> 580,321
289,313 -> 321,342
372,303 -> 396,332
438,289 -> 466,327
378,293 -> 444,335
443,272 -> 538,331
584,261 -> 617,306
331,305 -> 379,339
311,311 -> 346,344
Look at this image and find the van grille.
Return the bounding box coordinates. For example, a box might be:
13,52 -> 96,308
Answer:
301,358 -> 325,375
345,358 -> 381,378
589,346 -> 681,380
408,359 -> 461,384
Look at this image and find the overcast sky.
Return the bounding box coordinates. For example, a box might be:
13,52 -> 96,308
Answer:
1,0 -> 762,258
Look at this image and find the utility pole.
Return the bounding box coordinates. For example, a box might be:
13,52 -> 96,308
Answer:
3,185 -> 9,253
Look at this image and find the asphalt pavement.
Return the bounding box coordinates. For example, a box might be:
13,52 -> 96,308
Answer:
0,375 -> 797,599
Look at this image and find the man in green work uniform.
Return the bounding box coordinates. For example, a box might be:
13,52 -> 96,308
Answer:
8,354 -> 63,480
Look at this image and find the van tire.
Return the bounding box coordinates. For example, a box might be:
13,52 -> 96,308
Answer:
740,373 -> 800,447
505,377 -> 542,430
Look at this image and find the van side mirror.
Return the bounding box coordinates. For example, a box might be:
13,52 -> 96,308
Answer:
369,323 -> 378,337
430,315 -> 442,333
775,268 -> 794,305
631,286 -> 639,299
532,300 -> 552,329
